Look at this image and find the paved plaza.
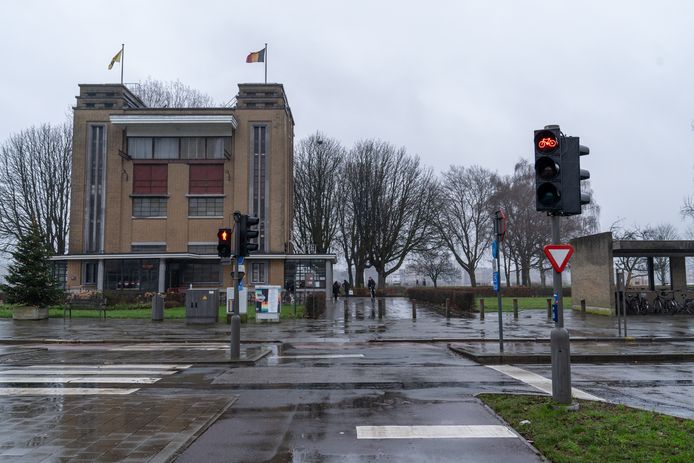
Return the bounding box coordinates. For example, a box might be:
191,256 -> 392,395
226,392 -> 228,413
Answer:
0,297 -> 691,461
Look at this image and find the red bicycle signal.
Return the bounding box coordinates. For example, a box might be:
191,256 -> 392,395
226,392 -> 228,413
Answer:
538,137 -> 557,150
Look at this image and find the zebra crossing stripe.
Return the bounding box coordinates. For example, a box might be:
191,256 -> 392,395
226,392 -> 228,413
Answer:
0,387 -> 138,396
0,364 -> 189,395
487,365 -> 604,401
356,425 -> 517,439
0,377 -> 161,384
0,369 -> 178,375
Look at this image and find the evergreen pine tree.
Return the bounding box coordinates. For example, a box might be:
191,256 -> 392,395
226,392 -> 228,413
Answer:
1,222 -> 62,307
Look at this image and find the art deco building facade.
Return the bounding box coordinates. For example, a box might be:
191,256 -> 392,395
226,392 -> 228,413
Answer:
61,82 -> 334,295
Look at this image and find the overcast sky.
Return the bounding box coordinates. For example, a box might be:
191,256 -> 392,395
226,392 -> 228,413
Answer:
1,0 -> 693,236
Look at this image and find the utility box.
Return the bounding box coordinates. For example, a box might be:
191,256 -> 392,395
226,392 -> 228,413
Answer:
185,289 -> 219,324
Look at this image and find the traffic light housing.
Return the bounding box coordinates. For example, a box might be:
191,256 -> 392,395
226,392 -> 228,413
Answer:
217,228 -> 232,258
559,136 -> 591,215
534,125 -> 590,216
235,214 -> 260,257
534,126 -> 563,214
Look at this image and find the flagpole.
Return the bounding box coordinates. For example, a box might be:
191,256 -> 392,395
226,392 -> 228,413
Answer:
120,44 -> 124,85
264,43 -> 267,84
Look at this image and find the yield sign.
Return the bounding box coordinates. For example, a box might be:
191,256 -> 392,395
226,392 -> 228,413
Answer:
543,244 -> 574,273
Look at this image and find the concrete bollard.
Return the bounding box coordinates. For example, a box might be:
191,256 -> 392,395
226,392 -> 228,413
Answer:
411,299 -> 417,319
378,299 -> 384,319
513,298 -> 519,319
445,298 -> 450,319
547,298 -> 552,319
344,299 -> 349,320
580,299 -> 586,315
480,298 -> 485,320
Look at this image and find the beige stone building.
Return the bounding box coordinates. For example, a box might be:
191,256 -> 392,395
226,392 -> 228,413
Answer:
60,82 -> 335,296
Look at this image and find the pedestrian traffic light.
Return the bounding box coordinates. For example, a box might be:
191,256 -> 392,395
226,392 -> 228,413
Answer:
558,136 -> 591,215
235,214 -> 260,257
217,228 -> 232,258
534,125 -> 563,214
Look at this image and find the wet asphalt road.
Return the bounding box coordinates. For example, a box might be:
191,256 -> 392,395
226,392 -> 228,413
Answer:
0,298 -> 693,461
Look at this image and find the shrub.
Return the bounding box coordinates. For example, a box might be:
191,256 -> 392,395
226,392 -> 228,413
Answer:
405,288 -> 475,312
305,293 -> 326,319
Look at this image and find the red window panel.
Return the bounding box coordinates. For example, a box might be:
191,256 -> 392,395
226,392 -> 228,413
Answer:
189,165 -> 224,194
133,164 -> 168,194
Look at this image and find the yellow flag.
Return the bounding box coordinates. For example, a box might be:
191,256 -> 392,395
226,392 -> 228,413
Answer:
108,49 -> 122,70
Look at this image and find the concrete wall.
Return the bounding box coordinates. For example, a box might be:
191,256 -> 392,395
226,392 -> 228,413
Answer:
570,232 -> 614,315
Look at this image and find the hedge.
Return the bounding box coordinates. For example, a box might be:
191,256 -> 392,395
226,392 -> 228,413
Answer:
305,293 -> 326,319
405,288 -> 475,312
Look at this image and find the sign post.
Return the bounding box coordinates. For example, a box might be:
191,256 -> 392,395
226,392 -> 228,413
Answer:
543,228 -> 574,404
493,210 -> 506,353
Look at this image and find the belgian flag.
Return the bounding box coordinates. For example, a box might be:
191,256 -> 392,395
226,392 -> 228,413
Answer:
246,48 -> 266,63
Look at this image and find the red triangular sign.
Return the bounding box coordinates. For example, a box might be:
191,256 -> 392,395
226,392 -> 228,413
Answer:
543,244 -> 574,273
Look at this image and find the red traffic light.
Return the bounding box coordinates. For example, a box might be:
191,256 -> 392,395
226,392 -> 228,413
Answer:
535,130 -> 559,153
217,229 -> 230,242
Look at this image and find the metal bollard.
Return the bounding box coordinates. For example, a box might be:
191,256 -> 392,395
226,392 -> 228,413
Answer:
480,298 -> 485,320
344,299 -> 349,320
445,298 -> 450,319
411,299 -> 417,319
580,299 -> 586,315
151,293 -> 164,321
547,298 -> 552,319
513,298 -> 519,319
378,299 -> 384,319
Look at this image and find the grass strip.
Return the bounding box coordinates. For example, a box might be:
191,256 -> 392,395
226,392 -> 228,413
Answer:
0,304 -> 304,320
479,393 -> 694,463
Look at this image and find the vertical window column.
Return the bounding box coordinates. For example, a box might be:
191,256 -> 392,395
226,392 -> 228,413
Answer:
251,125 -> 268,250
84,125 -> 106,253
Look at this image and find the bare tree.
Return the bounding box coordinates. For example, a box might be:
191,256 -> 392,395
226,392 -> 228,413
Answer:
436,165 -> 498,287
340,140 -> 436,287
642,223 -> 680,286
611,221 -> 647,288
292,133 -> 344,254
407,248 -> 462,288
130,77 -> 216,108
0,121 -> 72,254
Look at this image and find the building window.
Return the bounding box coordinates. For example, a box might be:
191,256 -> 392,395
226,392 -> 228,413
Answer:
133,164 -> 167,194
251,125 -> 268,250
189,197 -> 223,217
154,137 -> 179,159
189,165 -> 224,194
128,137 -> 153,159
251,262 -> 266,284
85,125 -> 106,253
180,138 -> 206,159
105,259 -> 158,291
83,261 -> 99,285
207,138 -> 225,159
127,137 -> 227,160
131,244 -> 167,253
284,259 -> 327,289
133,197 -> 167,217
53,261 -> 67,290
188,244 -> 217,254
183,261 -> 222,284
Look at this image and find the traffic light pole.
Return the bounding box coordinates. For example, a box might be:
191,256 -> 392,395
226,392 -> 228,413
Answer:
550,214 -> 572,405
230,260 -> 241,361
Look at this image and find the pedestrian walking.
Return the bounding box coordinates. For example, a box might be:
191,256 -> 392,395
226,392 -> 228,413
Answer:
343,279 -> 351,297
332,281 -> 340,302
367,277 -> 376,301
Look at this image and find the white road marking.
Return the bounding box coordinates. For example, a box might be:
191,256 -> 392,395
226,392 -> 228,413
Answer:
0,377 -> 161,384
487,364 -> 604,401
277,354 -> 365,359
18,364 -> 192,370
356,425 -> 517,439
0,369 -> 178,376
0,387 -> 138,396
112,343 -> 228,351
0,364 -> 189,395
